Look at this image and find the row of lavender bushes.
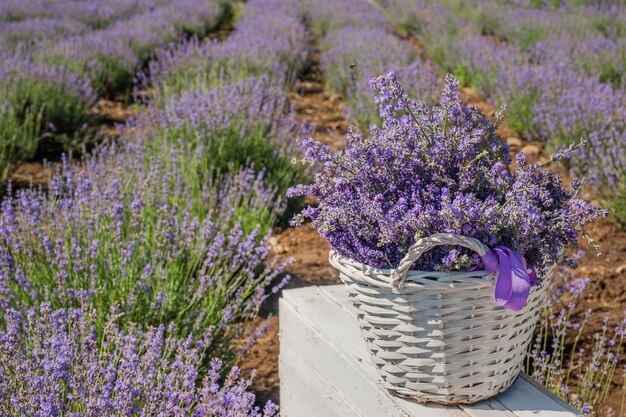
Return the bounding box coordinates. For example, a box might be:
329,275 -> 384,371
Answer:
0,0 -> 226,185
296,0 -> 439,129
0,0 -> 172,33
0,0 -> 313,414
139,0 -> 311,204
382,0 -> 626,226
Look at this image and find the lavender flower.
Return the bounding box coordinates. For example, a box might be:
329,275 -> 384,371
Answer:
0,302 -> 278,416
288,73 -> 605,275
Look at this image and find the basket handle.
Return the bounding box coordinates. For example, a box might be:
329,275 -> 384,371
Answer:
390,233 -> 490,288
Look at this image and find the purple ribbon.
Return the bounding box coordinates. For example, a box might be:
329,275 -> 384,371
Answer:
480,246 -> 537,312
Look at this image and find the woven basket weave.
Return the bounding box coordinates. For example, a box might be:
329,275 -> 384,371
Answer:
329,233 -> 552,404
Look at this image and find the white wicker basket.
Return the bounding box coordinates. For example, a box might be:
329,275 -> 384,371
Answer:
329,233 -> 552,405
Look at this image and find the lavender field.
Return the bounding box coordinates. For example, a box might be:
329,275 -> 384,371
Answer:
0,0 -> 625,416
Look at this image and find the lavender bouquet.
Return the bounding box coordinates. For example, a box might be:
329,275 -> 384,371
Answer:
289,73 -> 604,300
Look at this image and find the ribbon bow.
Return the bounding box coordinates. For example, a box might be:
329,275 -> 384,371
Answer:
480,246 -> 538,312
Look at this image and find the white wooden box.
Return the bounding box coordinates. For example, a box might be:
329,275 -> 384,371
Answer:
279,285 -> 580,417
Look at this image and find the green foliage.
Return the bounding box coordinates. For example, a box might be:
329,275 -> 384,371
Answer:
610,192 -> 626,229
155,60 -> 268,105
94,54 -> 136,95
504,92 -> 539,139
451,63 -> 472,86
146,113 -> 306,213
13,76 -> 92,133
474,10 -> 501,37
396,15 -> 421,36
588,12 -> 626,39
0,71 -> 92,183
45,53 -> 135,98
516,26 -> 548,53
0,106 -> 41,182
598,62 -> 623,88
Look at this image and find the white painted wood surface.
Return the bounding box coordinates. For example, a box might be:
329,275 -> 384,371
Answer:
279,285 -> 580,417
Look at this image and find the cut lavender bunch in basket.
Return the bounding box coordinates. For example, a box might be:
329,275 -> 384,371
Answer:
287,72 -> 606,404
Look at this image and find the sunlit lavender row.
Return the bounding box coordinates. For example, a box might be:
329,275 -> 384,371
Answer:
0,0 -> 312,414
0,0 -> 225,184
145,0 -> 309,102
298,0 -> 440,128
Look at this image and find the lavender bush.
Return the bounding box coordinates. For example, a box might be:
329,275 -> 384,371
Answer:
0,142 -> 290,354
143,38 -> 251,101
0,53 -> 96,133
44,33 -> 140,95
43,0 -> 225,96
0,0 -> 226,185
146,0 -> 309,102
0,301 -> 278,416
321,25 -> 439,128
289,73 -> 604,275
136,0 -> 312,221
134,75 -> 310,200
0,52 -> 95,181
